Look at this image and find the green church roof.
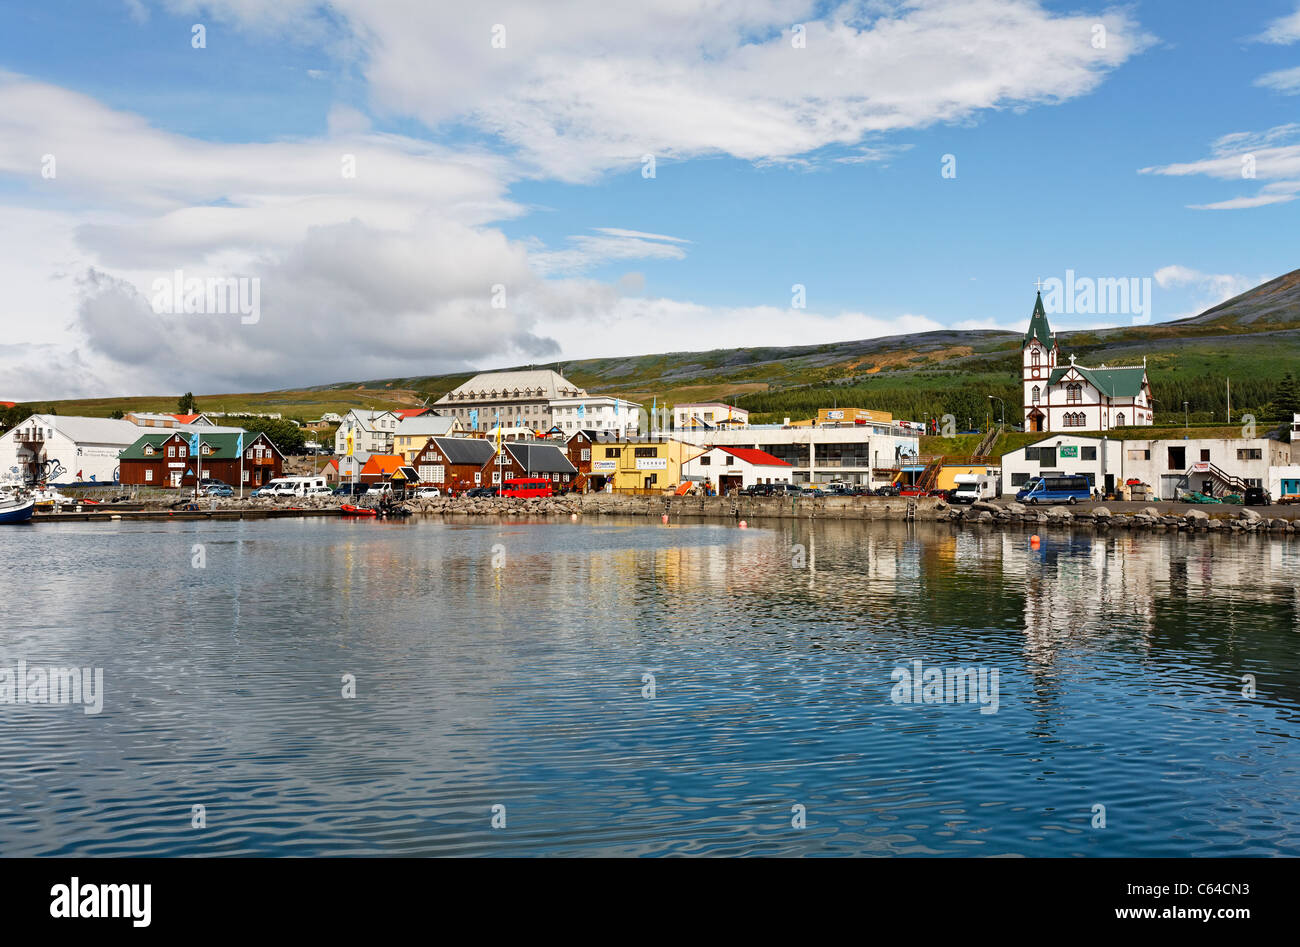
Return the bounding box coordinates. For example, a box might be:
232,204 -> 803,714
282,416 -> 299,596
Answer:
1023,292 -> 1054,350
1047,364 -> 1148,398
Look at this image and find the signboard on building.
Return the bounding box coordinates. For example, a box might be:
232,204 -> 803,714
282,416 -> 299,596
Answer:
592,460 -> 617,472
1059,446 -> 1079,458
635,458 -> 668,470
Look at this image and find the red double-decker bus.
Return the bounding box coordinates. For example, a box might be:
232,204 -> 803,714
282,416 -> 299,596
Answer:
501,477 -> 552,498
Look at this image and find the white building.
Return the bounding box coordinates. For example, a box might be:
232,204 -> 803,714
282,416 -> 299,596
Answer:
671,424 -> 918,488
1000,433 -> 1290,499
549,395 -> 641,435
433,369 -> 587,433
1,415 -> 151,484
682,446 -> 794,492
673,402 -> 748,430
1022,291 -> 1153,432
334,409 -> 400,456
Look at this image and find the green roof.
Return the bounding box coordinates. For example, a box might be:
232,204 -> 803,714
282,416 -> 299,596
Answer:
1047,363 -> 1148,398
1023,292 -> 1054,350
119,431 -> 262,460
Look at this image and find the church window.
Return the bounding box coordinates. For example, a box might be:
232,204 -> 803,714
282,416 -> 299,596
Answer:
1066,383 -> 1083,404
1031,385 -> 1040,404
1032,349 -> 1041,367
1115,412 -> 1126,427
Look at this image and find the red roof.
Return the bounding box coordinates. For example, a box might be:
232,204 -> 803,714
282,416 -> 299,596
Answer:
361,454 -> 404,477
171,413 -> 203,423
716,447 -> 792,467
392,408 -> 430,419
0,401 -> 15,408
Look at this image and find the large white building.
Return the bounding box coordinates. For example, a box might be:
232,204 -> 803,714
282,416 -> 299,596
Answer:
1000,432 -> 1291,499
681,446 -> 794,492
673,402 -> 749,429
0,413 -> 245,485
671,423 -> 919,488
1022,291 -> 1153,433
549,395 -> 641,435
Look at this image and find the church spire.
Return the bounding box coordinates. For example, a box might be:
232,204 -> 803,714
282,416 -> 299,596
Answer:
1023,290 -> 1054,350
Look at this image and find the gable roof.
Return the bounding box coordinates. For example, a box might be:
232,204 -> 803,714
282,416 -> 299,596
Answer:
21,414 -> 154,446
502,442 -> 578,474
714,447 -> 793,467
360,454 -> 405,477
119,430 -> 276,461
427,436 -> 497,466
392,408 -> 430,419
1048,364 -> 1148,398
1023,292 -> 1054,350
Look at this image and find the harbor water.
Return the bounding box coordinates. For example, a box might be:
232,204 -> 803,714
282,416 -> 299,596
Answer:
1,516 -> 1297,856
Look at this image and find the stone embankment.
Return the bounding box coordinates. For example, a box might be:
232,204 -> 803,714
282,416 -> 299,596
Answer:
939,500 -> 1298,533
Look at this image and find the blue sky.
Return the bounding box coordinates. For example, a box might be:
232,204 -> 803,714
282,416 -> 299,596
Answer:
1,1 -> 1298,398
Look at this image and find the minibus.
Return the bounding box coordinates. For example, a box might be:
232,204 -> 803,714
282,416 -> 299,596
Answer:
1016,474 -> 1092,504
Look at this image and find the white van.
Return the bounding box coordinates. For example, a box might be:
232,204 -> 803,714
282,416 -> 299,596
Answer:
264,476 -> 329,497
952,473 -> 999,504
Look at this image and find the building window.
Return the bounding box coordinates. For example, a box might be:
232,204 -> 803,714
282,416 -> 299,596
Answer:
1066,383 -> 1083,404
1128,449 -> 1150,460
699,455 -> 711,466
580,449 -> 590,461
1237,448 -> 1262,460
167,445 -> 175,457
1032,349 -> 1041,367
144,446 -> 155,456
1063,412 -> 1086,428
1031,385 -> 1040,404
1200,449 -> 1210,462
1115,412 -> 1125,427
145,469 -> 153,482
1011,472 -> 1030,486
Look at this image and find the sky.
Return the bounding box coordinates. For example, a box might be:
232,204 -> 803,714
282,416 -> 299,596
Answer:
1,0 -> 1298,400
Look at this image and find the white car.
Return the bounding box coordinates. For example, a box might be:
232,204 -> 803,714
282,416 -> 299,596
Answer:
415,486 -> 442,498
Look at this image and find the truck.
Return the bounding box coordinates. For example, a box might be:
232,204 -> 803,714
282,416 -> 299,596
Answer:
951,473 -> 1000,504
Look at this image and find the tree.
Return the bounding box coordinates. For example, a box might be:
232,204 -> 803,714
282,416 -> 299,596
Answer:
1275,373 -> 1300,421
231,417 -> 306,455
178,392 -> 197,414
108,408 -> 124,419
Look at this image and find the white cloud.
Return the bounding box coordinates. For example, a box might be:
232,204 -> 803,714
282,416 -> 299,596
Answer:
1256,66 -> 1300,94
1255,6 -> 1300,44
159,0 -> 1152,179
1141,123 -> 1300,209
1153,265 -> 1259,313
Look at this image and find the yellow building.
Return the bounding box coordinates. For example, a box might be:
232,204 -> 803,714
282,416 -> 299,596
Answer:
933,464 -> 1000,491
587,437 -> 703,492
393,415 -> 463,463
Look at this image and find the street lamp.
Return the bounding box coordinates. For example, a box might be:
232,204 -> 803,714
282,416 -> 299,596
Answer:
1183,401 -> 1189,430
988,395 -> 1006,428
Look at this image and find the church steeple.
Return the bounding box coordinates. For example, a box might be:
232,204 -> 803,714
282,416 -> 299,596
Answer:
1023,291 -> 1054,350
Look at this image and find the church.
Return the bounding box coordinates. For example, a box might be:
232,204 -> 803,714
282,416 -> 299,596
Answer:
1022,290 -> 1153,433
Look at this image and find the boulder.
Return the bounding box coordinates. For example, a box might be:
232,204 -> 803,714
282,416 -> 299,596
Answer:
1184,509 -> 1210,521
1005,501 -> 1026,514
1091,505 -> 1112,518
1142,506 -> 1161,518
1238,507 -> 1261,521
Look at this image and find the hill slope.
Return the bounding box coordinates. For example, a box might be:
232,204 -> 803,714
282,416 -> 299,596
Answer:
37,268 -> 1300,424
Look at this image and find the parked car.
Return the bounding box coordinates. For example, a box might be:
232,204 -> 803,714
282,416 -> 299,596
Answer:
199,477 -> 231,490
1244,486 -> 1271,506
415,486 -> 442,498
465,486 -> 500,498
1016,475 -> 1092,505
332,483 -> 369,497
874,483 -> 899,496
202,483 -> 234,497
1278,492 -> 1300,505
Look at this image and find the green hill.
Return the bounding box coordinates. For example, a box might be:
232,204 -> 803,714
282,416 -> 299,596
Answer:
31,268 -> 1300,428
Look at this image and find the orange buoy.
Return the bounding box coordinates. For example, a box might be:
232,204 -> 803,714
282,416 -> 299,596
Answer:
1030,534 -> 1040,547
739,520 -> 748,529
661,513 -> 669,523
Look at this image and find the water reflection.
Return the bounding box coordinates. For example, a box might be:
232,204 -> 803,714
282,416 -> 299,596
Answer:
0,516 -> 1296,856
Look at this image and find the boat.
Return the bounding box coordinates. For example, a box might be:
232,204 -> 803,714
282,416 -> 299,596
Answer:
0,489 -> 35,524
340,504 -> 377,516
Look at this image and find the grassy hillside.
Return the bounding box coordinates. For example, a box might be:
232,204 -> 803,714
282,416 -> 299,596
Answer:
29,268 -> 1300,427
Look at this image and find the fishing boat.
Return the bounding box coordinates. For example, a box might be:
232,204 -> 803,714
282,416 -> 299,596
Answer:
339,504 -> 377,517
0,488 -> 35,524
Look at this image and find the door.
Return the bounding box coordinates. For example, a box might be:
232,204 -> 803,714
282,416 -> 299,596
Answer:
169,471 -> 183,487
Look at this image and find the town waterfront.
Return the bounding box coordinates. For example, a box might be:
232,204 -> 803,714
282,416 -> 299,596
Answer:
1,516 -> 1297,857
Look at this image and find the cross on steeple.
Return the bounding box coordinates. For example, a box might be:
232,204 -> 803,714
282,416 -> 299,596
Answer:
1034,278 -> 1044,292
